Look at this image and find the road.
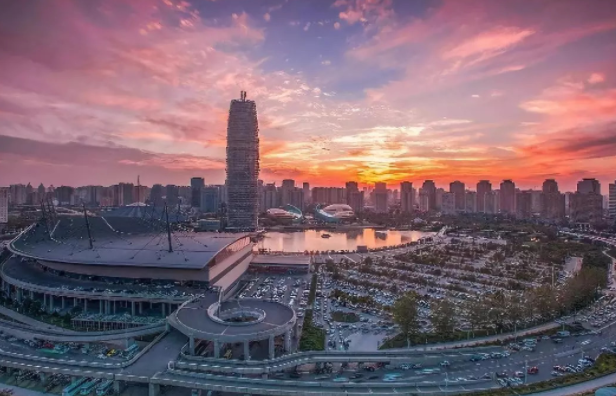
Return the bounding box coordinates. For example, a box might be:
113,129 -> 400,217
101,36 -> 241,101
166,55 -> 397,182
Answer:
531,371 -> 616,395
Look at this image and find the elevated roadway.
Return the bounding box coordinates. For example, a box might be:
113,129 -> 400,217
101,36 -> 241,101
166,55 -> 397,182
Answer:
175,346 -> 504,374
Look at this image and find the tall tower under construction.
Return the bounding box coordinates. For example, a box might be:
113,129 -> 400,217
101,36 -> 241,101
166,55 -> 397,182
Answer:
225,91 -> 260,231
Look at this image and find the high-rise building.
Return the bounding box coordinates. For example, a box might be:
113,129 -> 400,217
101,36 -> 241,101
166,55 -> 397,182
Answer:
150,184 -> 164,207
441,192 -> 456,215
609,181 -> 616,220
9,184 -> 27,205
530,190 -> 542,214
400,182 -> 414,213
302,182 -> 310,206
499,180 -> 516,214
435,188 -> 445,211
465,191 -> 477,213
311,187 -> 345,205
374,182 -> 388,213
577,178 -> 601,195
280,179 -> 295,207
449,181 -> 465,212
165,185 -> 180,208
55,186 -> 74,206
262,183 -> 278,210
484,190 -> 499,214
226,91 -> 260,231
515,191 -> 533,219
541,179 -> 565,221
421,180 -> 437,211
0,187 -> 8,225
571,178 -> 603,225
119,183 -> 134,205
476,180 -> 492,213
418,188 -> 430,212
346,181 -> 364,213
200,186 -> 220,213
191,177 -> 205,208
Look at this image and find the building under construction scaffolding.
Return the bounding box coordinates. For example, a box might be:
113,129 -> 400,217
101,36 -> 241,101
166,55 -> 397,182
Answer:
225,91 -> 260,231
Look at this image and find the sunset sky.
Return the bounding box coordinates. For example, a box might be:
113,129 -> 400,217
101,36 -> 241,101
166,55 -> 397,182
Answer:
1,0 -> 615,191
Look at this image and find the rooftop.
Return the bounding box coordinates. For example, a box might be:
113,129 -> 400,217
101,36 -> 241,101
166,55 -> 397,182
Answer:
251,255 -> 311,266
10,216 -> 247,269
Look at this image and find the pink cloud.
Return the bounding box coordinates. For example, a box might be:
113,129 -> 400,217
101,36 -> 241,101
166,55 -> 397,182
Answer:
588,72 -> 606,84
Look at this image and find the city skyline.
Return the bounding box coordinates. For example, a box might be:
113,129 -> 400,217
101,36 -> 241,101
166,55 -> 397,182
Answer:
1,0 -> 616,191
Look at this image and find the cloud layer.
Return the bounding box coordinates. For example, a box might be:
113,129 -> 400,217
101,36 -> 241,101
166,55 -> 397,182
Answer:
0,0 -> 615,190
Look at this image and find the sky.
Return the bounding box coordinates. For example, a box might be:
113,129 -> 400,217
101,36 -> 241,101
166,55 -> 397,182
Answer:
0,0 -> 616,192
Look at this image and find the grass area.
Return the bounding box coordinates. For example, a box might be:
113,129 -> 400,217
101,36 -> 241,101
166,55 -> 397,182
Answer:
465,353 -> 616,396
307,273 -> 317,305
330,311 -> 359,323
298,309 -> 325,351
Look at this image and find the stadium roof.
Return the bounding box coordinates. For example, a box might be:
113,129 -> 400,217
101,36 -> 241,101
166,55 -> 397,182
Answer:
102,204 -> 188,222
9,216 -> 247,269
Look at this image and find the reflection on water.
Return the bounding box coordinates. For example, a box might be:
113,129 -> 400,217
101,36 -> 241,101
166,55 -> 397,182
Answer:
257,229 -> 433,252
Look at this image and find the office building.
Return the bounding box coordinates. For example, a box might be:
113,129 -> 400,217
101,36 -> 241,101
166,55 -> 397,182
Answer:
515,190 -> 533,219
261,183 -> 278,210
435,188 -> 445,211
200,186 -> 220,213
609,181 -> 616,220
421,180 -> 437,211
280,179 -> 295,207
0,187 -> 8,225
225,92 -> 260,231
55,186 -> 74,206
150,184 -> 164,207
311,187 -> 345,205
418,188 -> 430,212
484,190 -> 499,214
165,185 -> 180,208
9,184 -> 27,205
374,182 -> 388,213
541,179 -> 565,221
449,181 -> 465,212
191,177 -> 205,208
571,178 -> 603,225
499,180 -> 516,214
577,178 -> 601,195
303,182 -> 310,206
345,181 -> 364,214
441,192 -> 456,215
400,182 -> 414,213
476,180 -> 491,213
465,191 -> 477,213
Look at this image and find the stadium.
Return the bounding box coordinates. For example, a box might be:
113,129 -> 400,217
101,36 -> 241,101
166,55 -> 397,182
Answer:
313,204 -> 355,223
1,210 -> 298,355
264,204 -> 304,223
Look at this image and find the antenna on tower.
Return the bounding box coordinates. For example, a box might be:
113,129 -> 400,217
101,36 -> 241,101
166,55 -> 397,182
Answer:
164,202 -> 173,253
137,175 -> 141,205
82,204 -> 94,249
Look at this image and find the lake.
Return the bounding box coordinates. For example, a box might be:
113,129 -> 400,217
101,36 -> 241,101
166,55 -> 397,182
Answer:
256,228 -> 434,253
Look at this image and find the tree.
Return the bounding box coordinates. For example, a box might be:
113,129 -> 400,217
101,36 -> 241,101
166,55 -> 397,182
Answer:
530,285 -> 557,320
0,389 -> 13,396
462,298 -> 486,337
392,291 -> 420,348
431,299 -> 456,339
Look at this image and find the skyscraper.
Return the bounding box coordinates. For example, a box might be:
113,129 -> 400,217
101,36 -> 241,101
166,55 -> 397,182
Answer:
465,191 -> 477,213
577,178 -> 601,194
0,187 -> 8,226
400,181 -> 414,213
421,180 -> 436,211
200,186 -> 220,213
449,181 -> 465,212
571,178 -> 603,225
226,91 -> 260,231
499,180 -> 516,214
515,190 -> 533,219
346,181 -> 364,213
541,179 -> 565,221
302,182 -> 310,206
476,180 -> 491,213
374,182 -> 388,213
609,180 -> 616,220
191,177 -> 205,208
